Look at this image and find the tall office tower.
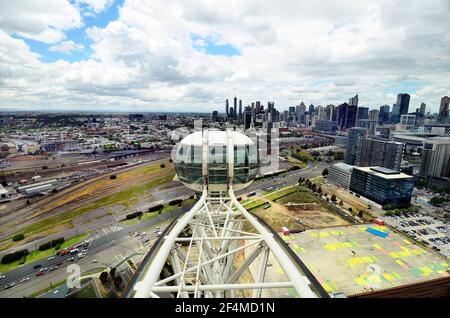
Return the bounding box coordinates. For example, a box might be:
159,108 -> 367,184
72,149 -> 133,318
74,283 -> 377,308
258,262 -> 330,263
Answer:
419,137 -> 450,178
211,110 -> 219,122
229,107 -> 234,120
289,106 -> 296,114
356,138 -> 404,171
226,99 -> 229,118
349,94 -> 359,106
438,96 -> 449,123
331,105 -> 338,121
345,127 -> 367,165
297,101 -> 306,124
233,96 -> 237,118
308,104 -> 315,115
420,102 -> 426,116
346,105 -> 358,129
369,109 -> 380,122
325,105 -> 334,120
255,101 -> 261,114
379,105 -> 390,124
238,100 -> 242,122
357,107 -> 369,120
243,107 -> 253,129
337,103 -> 349,130
392,93 -> 410,123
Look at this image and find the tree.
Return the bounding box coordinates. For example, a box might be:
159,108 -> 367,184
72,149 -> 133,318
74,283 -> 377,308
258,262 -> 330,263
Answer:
331,194 -> 337,202
318,187 -> 322,194
114,276 -> 123,289
110,267 -> 116,279
100,272 -> 109,285
160,163 -> 166,168
358,211 -> 364,218
339,200 -> 343,206
348,207 -> 353,213
110,175 -> 117,180
322,168 -> 329,176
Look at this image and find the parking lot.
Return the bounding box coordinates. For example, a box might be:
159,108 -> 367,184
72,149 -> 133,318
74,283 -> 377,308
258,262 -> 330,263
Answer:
383,213 -> 449,258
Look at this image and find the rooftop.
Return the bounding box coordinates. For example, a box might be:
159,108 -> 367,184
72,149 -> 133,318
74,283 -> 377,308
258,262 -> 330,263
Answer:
354,166 -> 413,180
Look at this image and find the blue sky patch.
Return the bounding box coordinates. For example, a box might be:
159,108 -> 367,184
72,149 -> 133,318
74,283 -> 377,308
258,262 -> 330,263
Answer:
191,34 -> 240,57
15,0 -> 123,63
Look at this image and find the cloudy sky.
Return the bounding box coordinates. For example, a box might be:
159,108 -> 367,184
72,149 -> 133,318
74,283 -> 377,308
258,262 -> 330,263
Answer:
0,0 -> 449,113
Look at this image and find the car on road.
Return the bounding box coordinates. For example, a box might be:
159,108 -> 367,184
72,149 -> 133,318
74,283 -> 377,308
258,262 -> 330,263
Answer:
66,257 -> 75,262
19,277 -> 30,283
47,256 -> 55,261
33,264 -> 42,269
4,282 -> 15,290
35,272 -> 45,277
57,249 -> 69,256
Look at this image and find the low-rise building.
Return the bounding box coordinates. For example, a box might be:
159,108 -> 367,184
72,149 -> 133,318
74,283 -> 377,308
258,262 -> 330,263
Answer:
328,163 -> 354,189
349,166 -> 414,208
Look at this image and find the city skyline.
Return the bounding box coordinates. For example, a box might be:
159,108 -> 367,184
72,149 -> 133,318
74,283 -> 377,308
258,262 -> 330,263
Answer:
0,0 -> 449,113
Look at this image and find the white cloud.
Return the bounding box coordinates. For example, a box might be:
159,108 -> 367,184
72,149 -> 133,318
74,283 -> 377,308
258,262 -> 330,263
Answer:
0,0 -> 82,44
0,0 -> 449,113
49,40 -> 85,54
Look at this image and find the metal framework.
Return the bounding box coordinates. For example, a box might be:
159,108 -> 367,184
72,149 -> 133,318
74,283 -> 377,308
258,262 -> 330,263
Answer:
130,129 -> 323,298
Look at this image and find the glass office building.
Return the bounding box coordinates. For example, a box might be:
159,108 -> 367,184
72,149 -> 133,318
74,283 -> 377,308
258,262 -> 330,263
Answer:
349,166 -> 414,208
173,130 -> 258,192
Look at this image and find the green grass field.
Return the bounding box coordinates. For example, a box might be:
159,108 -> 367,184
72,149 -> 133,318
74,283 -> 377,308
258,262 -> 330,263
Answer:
68,283 -> 97,298
263,186 -> 298,201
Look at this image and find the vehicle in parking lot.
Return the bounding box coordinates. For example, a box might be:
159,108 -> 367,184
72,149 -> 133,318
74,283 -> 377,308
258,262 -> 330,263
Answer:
4,282 -> 15,290
91,259 -> 98,263
33,264 -> 42,269
36,272 -> 45,277
55,262 -> 63,266
0,274 -> 5,280
47,256 -> 55,261
39,267 -> 48,272
49,266 -> 58,271
66,257 -> 75,262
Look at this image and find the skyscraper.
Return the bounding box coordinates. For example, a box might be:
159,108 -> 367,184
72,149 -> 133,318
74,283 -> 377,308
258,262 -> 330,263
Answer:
392,94 -> 410,123
239,100 -> 242,122
345,127 -> 367,165
308,104 -> 315,115
420,102 -> 426,116
438,96 -> 449,123
226,99 -> 229,118
419,137 -> 450,178
379,105 -> 390,124
369,109 -> 380,122
357,107 -> 369,120
349,94 -> 359,107
233,97 -> 237,119
356,138 -> 404,171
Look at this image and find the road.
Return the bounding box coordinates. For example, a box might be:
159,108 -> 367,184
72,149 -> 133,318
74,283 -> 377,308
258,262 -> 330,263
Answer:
0,162 -> 329,297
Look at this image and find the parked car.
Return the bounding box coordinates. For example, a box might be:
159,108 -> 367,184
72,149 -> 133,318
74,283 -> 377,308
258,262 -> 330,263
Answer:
33,264 -> 42,269
36,272 -> 45,277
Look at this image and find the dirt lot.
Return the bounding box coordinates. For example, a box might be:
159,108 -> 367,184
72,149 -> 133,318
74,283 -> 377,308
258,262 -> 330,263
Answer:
251,187 -> 350,233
